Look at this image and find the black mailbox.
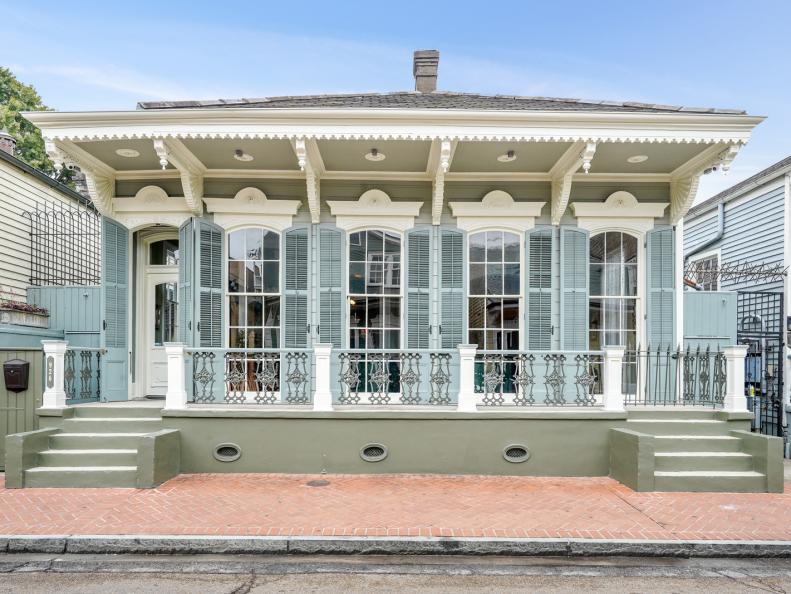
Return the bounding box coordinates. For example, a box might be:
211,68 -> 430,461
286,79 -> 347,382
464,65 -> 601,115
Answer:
3,359 -> 30,393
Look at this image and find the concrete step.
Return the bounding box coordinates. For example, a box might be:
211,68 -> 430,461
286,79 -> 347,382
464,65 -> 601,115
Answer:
653,470 -> 767,492
72,406 -> 163,419
654,452 -> 754,472
61,418 -> 162,433
24,466 -> 138,488
627,419 -> 729,436
39,449 -> 138,467
627,408 -> 719,420
653,435 -> 743,453
49,433 -> 146,450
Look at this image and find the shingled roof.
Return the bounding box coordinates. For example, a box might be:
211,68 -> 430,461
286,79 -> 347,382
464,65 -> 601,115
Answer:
137,91 -> 746,115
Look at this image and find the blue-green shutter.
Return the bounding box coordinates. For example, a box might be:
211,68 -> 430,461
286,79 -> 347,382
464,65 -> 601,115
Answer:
284,226 -> 310,348
406,227 -> 431,349
100,217 -> 129,401
526,227 -> 554,350
195,219 -> 224,348
560,226 -> 589,350
318,226 -> 343,348
647,226 -> 675,349
439,228 -> 464,349
178,219 -> 194,344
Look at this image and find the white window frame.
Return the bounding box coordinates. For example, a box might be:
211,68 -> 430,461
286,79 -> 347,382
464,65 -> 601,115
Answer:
686,248 -> 720,292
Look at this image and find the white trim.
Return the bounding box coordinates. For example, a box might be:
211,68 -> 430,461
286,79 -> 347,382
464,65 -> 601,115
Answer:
112,185 -> 192,230
203,187 -> 301,232
572,191 -> 666,236
328,189 -> 423,232
449,191 -> 544,233
785,174 -> 791,409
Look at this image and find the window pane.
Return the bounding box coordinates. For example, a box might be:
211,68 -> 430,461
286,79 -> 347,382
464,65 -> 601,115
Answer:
367,262 -> 383,294
367,297 -> 383,327
245,228 -> 263,260
605,264 -> 621,296
589,330 -> 601,350
486,330 -> 502,350
624,264 -> 637,296
262,261 -> 279,293
623,300 -> 636,330
605,232 -> 621,263
383,258 -> 400,293
502,298 -> 519,329
367,330 -> 383,349
504,331 -> 519,350
503,263 -> 520,295
468,297 -> 485,329
247,296 -> 263,326
384,232 -> 400,255
350,329 -> 366,348
384,298 -> 400,327
622,234 -> 637,264
590,234 -> 605,263
487,263 -> 503,295
248,261 -> 262,292
367,230 -> 383,258
264,296 -> 280,326
486,298 -> 502,328
149,239 -> 179,265
228,262 -> 244,292
470,264 -> 485,294
263,230 -> 279,260
469,330 -> 484,349
247,329 -> 263,348
349,232 -> 366,261
349,263 -> 365,293
486,231 -> 503,261
350,297 -> 366,327
589,298 -> 602,330
384,330 -> 399,349
469,232 -> 486,262
264,328 -> 279,348
229,231 -> 245,260
229,328 -> 245,348
229,296 -> 244,326
590,264 -> 603,296
503,232 -> 520,262
604,299 -> 622,330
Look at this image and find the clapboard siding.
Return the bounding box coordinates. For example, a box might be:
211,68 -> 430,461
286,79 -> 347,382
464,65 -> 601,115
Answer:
26,286 -> 102,341
0,348 -> 43,470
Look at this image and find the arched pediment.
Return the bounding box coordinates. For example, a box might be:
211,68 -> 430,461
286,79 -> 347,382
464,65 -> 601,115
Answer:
327,189 -> 423,232
449,190 -> 545,233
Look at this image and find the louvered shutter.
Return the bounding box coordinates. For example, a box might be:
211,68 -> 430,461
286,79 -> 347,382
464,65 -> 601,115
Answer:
406,227 -> 431,349
647,227 -> 675,349
526,227 -> 554,350
100,217 -> 129,401
178,219 -> 194,344
284,226 -> 310,348
439,228 -> 464,349
318,226 -> 344,347
560,226 -> 589,350
195,219 -> 224,348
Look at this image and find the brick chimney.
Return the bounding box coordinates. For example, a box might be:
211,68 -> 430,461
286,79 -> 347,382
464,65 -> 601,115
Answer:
0,129 -> 16,156
413,50 -> 440,93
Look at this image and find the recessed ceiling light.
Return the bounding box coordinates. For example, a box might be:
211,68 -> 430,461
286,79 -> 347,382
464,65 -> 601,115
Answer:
234,149 -> 254,162
497,150 -> 517,163
364,148 -> 386,162
115,148 -> 140,158
627,155 -> 648,164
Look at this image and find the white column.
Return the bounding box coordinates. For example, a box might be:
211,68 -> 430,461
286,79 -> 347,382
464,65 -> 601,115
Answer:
602,347 -> 625,411
164,343 -> 187,410
313,343 -> 333,411
457,344 -> 478,412
674,219 -> 684,350
41,340 -> 68,409
723,345 -> 748,412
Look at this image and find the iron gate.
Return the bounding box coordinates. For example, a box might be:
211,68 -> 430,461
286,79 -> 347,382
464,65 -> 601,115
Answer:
737,292 -> 786,446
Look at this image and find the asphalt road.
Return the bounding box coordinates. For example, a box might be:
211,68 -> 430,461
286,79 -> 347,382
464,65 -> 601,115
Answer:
2,554 -> 791,593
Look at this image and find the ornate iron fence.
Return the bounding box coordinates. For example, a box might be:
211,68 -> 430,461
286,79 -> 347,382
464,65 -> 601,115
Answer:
187,348 -> 312,405
335,350 -> 455,405
623,345 -> 726,407
64,347 -> 104,403
475,351 -> 603,406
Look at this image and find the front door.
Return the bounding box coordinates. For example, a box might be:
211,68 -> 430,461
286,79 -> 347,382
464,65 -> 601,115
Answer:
145,273 -> 178,396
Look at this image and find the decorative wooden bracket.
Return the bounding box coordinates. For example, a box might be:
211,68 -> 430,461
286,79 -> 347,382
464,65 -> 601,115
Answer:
45,139 -> 115,216
153,139 -> 205,215
549,141 -> 597,224
293,138 -> 324,223
429,139 -> 455,225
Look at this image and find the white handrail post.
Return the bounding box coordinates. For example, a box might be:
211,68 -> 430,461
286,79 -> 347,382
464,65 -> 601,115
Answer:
723,345 -> 748,412
41,340 -> 68,409
457,344 -> 478,412
603,347 -> 625,412
164,342 -> 187,410
313,343 -> 333,411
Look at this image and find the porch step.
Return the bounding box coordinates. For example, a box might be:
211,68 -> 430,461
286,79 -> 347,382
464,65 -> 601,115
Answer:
61,418 -> 163,433
72,405 -> 163,419
654,452 -> 754,472
627,419 -> 728,436
653,470 -> 767,493
653,435 -> 743,453
49,433 -> 147,450
39,449 -> 137,467
23,466 -> 138,488
627,409 -> 719,420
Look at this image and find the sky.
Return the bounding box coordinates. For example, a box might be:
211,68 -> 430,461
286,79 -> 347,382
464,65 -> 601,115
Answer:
3,0 -> 790,203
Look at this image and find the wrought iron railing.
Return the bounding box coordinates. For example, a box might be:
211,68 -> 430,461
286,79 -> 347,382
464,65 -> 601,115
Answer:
64,347 -> 104,403
623,345 -> 726,407
335,349 -> 456,405
187,348 -> 313,405
475,351 -> 604,406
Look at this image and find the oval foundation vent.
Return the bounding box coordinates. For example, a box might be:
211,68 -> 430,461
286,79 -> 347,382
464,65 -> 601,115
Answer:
503,444 -> 530,463
213,443 -> 242,462
360,443 -> 388,462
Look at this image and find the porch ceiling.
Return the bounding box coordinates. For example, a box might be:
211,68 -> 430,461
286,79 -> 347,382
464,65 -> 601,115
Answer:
75,139 -> 174,171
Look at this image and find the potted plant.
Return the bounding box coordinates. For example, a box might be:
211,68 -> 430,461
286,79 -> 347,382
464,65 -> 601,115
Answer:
0,287 -> 49,329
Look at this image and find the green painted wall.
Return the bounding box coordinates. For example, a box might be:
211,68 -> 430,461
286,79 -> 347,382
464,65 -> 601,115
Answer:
0,348 -> 43,470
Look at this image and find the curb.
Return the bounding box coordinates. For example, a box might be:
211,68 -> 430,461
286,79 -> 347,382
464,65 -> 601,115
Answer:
2,535 -> 791,557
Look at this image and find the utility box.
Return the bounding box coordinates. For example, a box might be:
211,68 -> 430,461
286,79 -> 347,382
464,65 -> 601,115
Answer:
3,359 -> 30,393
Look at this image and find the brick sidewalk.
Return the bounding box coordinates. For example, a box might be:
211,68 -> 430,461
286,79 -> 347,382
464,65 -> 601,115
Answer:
1,474 -> 790,541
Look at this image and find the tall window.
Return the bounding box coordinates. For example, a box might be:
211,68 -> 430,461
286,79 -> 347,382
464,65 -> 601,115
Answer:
589,232 -> 638,352
227,228 -> 281,348
348,230 -> 402,349
468,231 -> 521,350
